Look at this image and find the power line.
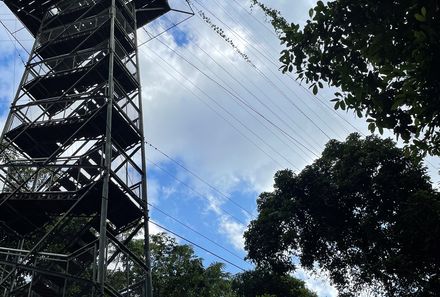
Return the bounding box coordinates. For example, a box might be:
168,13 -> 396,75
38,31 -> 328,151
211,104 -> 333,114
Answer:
222,0 -> 366,136
145,36 -> 313,161
150,220 -> 247,272
172,42 -> 313,163
190,4 -> 344,144
214,0 -> 281,60
139,46 -> 298,169
294,79 -> 366,136
0,19 -> 28,66
231,0 -> 278,39
425,159 -> 440,171
211,0 -> 357,140
1,0 -> 359,146
180,26 -> 322,156
142,11 -> 333,162
125,151 -> 248,266
145,33 -> 319,158
106,155 -> 251,271
148,1 -> 365,148
146,141 -> 254,217
193,0 -> 336,141
149,203 -> 246,263
171,19 -> 322,156
147,157 -> 248,225
12,19 -> 16,100
169,37 -> 315,161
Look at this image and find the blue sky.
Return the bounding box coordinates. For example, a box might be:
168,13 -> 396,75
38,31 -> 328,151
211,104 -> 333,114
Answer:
1,1 -> 439,296
0,50 -> 16,115
170,26 -> 191,47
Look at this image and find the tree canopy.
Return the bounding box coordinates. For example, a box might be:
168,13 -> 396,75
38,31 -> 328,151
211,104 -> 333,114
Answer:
109,232 -> 236,297
244,133 -> 440,296
108,232 -> 317,297
251,0 -> 440,156
232,268 -> 317,297
149,233 -> 236,297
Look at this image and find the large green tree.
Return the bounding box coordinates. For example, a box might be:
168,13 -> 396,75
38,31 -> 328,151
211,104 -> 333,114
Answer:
232,268 -> 317,297
149,233 -> 235,297
251,0 -> 440,156
109,232 -> 237,297
244,134 -> 440,296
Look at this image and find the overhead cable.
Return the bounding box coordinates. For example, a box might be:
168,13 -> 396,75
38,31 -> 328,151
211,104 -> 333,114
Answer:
150,220 -> 247,272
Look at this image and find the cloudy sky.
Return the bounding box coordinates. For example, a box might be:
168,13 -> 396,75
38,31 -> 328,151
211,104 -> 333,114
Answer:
0,0 -> 439,296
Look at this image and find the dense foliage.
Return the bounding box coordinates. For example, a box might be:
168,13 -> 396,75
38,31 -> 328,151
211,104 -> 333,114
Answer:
244,134 -> 440,296
149,233 -> 236,297
232,269 -> 317,297
251,0 -> 440,156
108,233 -> 317,297
109,233 -> 236,297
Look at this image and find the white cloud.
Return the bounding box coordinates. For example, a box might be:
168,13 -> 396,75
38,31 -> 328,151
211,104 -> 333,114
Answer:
148,221 -> 163,235
218,215 -> 247,251
203,194 -> 248,251
295,268 -> 339,297
147,177 -> 161,205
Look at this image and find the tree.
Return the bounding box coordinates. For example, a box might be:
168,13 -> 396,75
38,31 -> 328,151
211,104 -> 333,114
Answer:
149,232 -> 235,297
232,268 -> 317,297
244,134 -> 440,296
251,0 -> 440,156
109,232 -> 237,297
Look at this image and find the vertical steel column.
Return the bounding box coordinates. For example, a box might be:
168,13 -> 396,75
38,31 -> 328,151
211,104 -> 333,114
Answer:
97,0 -> 116,290
134,16 -> 154,297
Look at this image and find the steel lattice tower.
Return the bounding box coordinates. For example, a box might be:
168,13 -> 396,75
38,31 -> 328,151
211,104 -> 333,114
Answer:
0,0 -> 170,296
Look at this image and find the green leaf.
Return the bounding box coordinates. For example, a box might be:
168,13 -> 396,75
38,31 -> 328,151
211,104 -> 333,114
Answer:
421,7 -> 427,16
309,8 -> 314,18
415,13 -> 426,22
313,85 -> 318,95
391,100 -> 402,110
414,30 -> 427,41
368,122 -> 376,133
378,126 -> 384,134
401,130 -> 411,141
357,110 -> 362,118
340,101 -> 346,110
318,81 -> 323,88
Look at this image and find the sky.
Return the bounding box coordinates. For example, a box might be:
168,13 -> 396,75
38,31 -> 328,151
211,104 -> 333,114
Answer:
0,1 -> 439,296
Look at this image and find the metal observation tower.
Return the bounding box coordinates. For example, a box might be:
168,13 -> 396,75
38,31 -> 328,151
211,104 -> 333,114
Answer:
0,0 -> 170,296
